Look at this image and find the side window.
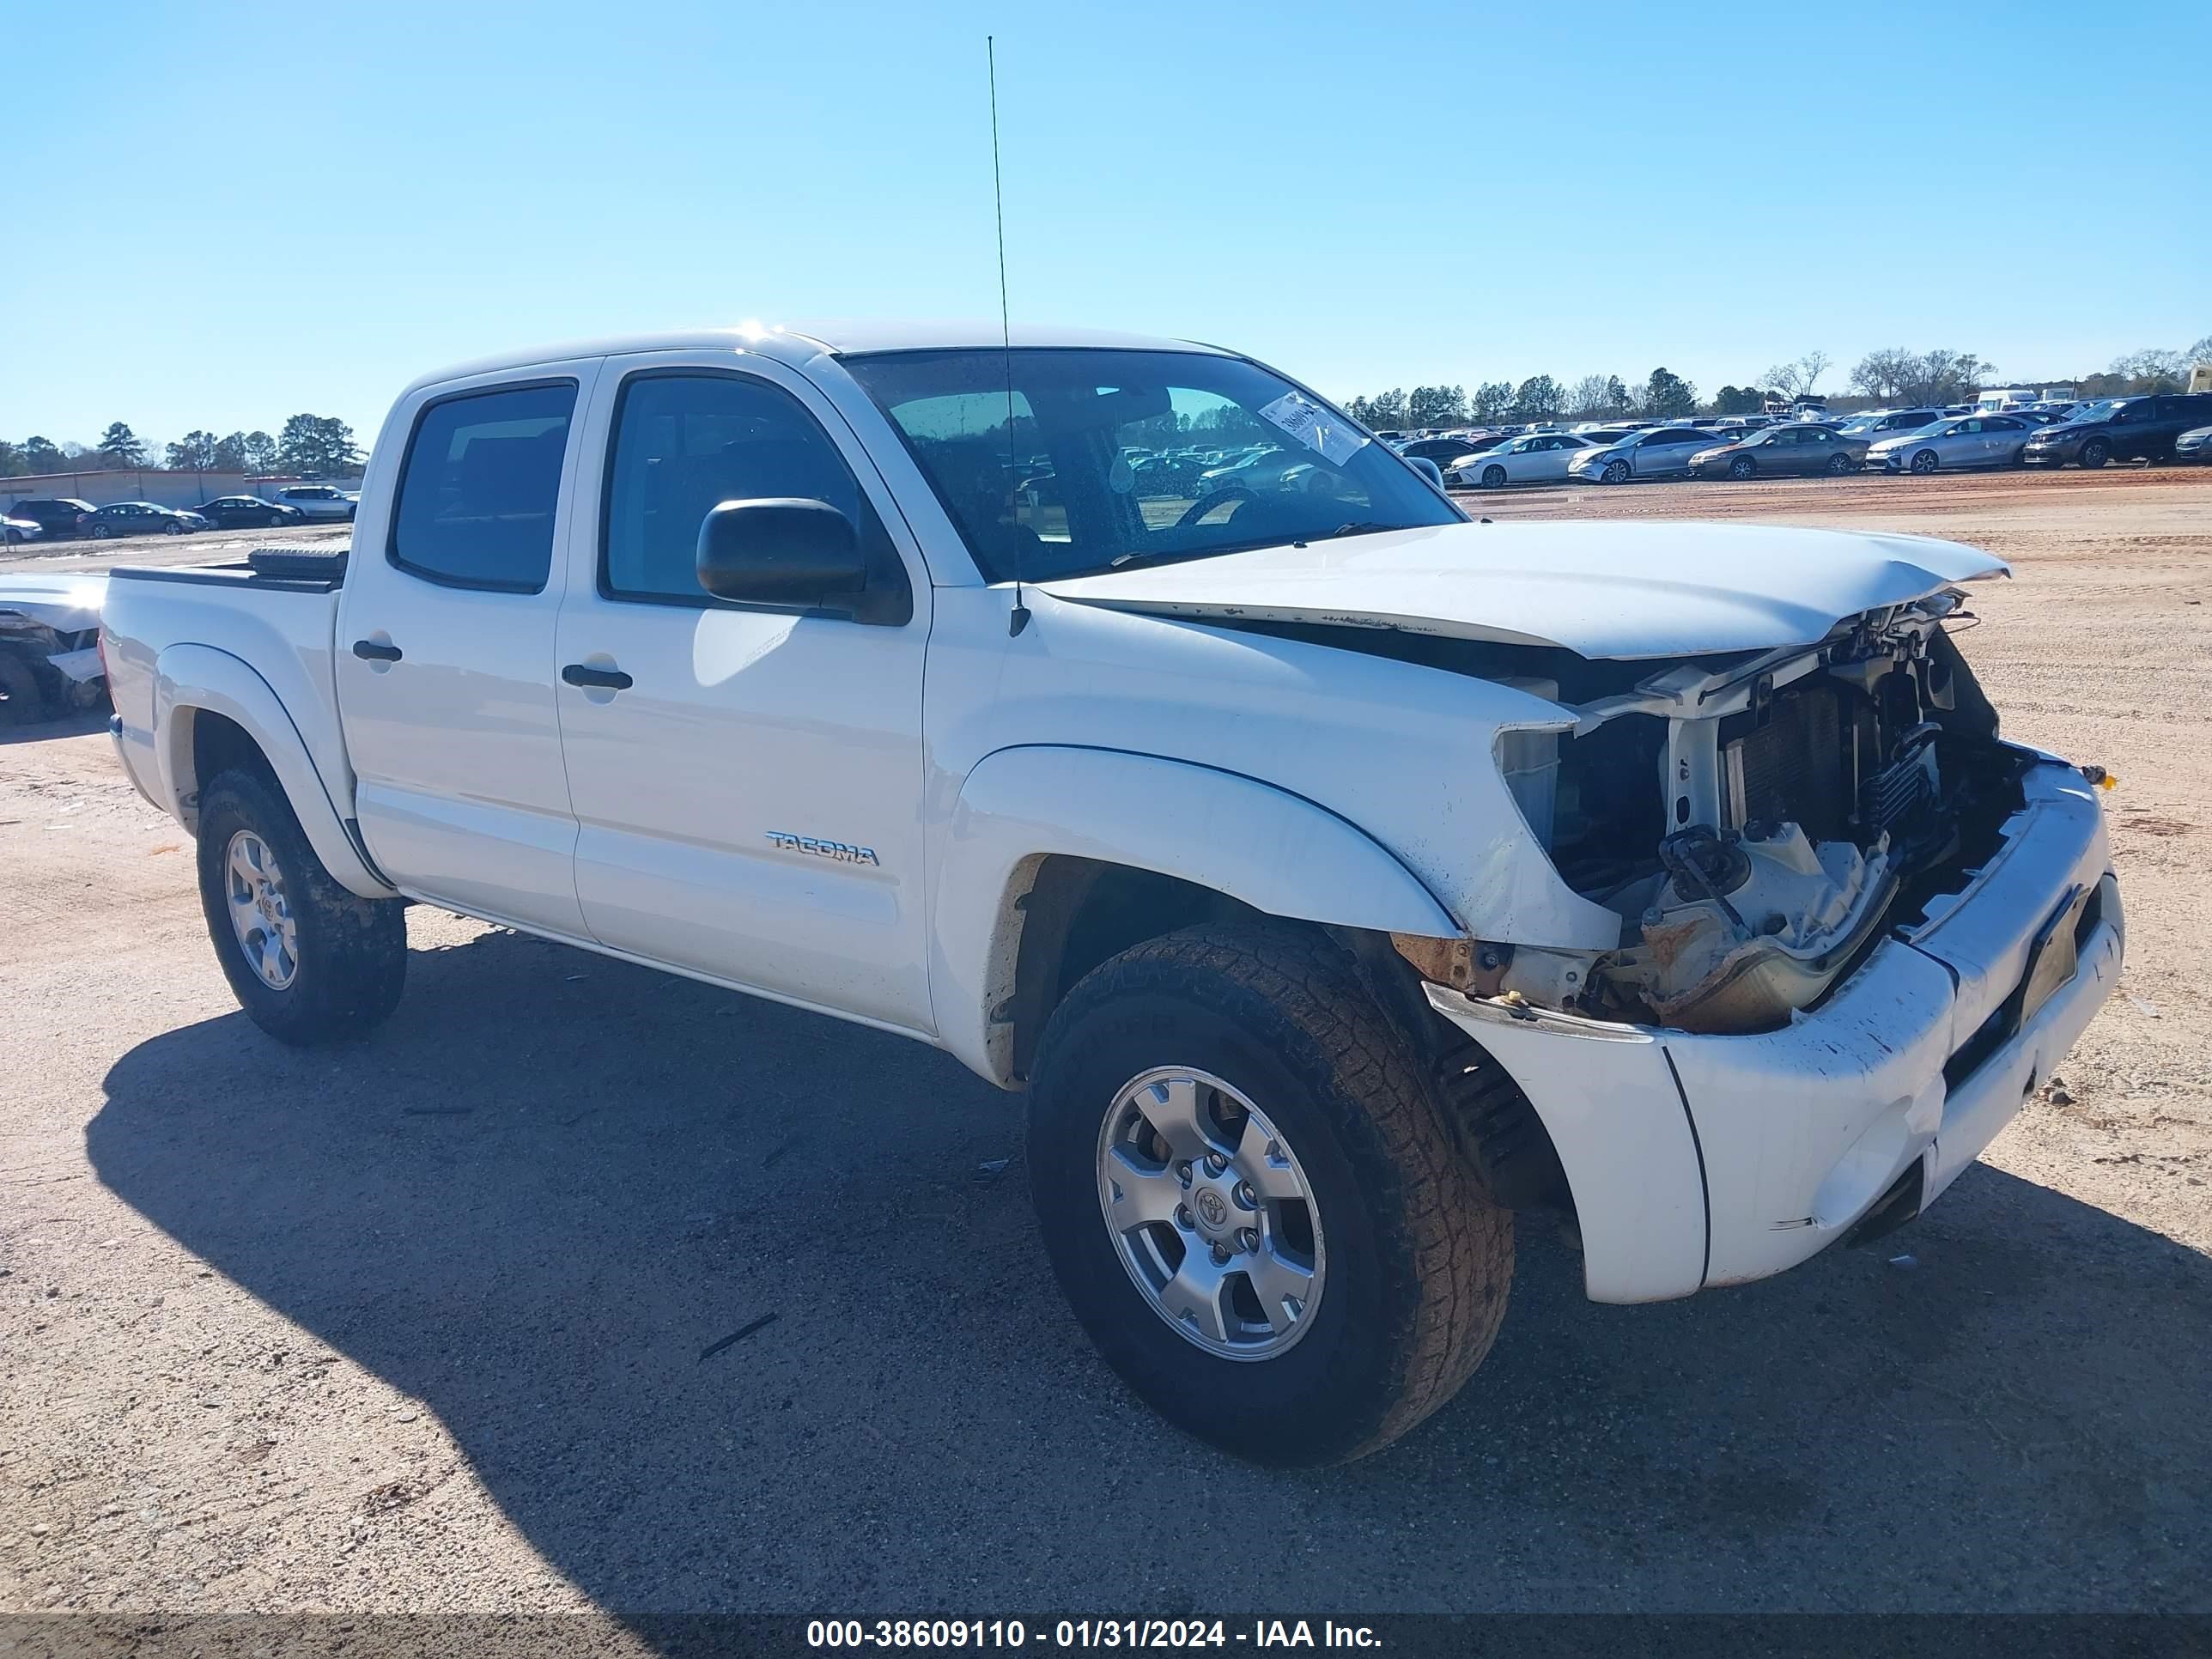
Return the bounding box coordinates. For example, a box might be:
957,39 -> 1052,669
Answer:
601,371 -> 894,610
390,382 -> 575,592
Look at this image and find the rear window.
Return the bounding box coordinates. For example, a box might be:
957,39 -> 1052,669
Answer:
388,381 -> 576,592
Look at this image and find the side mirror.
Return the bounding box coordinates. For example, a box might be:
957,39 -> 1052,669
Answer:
1405,456 -> 1446,489
696,498 -> 864,607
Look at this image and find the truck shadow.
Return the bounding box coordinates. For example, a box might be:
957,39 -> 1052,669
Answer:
88,923 -> 2211,1616
0,708 -> 109,745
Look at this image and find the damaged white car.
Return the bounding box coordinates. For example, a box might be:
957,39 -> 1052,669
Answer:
0,572 -> 108,724
98,325 -> 2122,1466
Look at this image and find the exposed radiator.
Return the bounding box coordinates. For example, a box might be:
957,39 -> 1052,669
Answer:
1723,687 -> 1848,841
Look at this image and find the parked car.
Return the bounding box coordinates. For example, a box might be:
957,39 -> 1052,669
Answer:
1400,434 -> 1506,468
1687,423 -> 1868,480
272,483 -> 359,521
2021,393 -> 2212,469
3,514 -> 44,545
1835,409 -> 1946,444
2177,425 -> 2212,463
0,571 -> 107,724
196,495 -> 307,530
86,501 -> 210,538
1446,431 -> 1601,488
1194,447 -> 1316,495
1866,413 -> 2039,474
100,321 -> 2122,1468
1566,425 -> 1719,483
4,497 -> 95,540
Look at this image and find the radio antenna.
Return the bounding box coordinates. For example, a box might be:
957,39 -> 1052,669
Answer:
989,35 -> 1030,637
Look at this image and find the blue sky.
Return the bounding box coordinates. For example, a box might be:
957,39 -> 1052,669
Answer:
3,0 -> 2205,452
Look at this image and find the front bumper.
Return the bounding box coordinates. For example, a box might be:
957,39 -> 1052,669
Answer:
1427,757 -> 2123,1304
2020,446 -> 2069,466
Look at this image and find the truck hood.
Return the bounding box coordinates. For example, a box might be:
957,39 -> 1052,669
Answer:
1036,520 -> 2008,660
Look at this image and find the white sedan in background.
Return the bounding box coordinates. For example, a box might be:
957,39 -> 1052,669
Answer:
271,484 -> 359,521
1865,413 -> 2039,475
1445,431 -> 1601,489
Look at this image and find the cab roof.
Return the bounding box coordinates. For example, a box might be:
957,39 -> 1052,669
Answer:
401,320 -> 1228,397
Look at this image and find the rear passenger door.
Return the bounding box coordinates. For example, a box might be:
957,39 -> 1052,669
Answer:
337,365 -> 600,937
1981,415 -> 2028,465
550,353 -> 934,1033
1528,435 -> 1577,480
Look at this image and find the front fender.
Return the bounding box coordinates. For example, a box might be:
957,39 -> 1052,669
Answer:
931,744 -> 1459,1084
154,643 -> 394,898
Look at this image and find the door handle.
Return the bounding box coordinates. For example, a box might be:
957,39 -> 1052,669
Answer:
562,663 -> 633,691
351,639 -> 403,662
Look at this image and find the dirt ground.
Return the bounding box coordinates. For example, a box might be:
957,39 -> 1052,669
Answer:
2,468 -> 2208,1625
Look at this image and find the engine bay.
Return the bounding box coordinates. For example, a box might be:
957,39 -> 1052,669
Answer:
1488,597 -> 2033,1033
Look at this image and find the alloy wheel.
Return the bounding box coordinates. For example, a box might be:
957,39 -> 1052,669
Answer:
1095,1067 -> 1325,1362
223,830 -> 300,990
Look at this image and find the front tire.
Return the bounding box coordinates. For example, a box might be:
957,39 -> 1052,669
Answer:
1728,454 -> 1757,480
0,651 -> 47,725
1480,464 -> 1506,489
1029,923 -> 1512,1466
1910,448 -> 1940,475
1601,459 -> 1630,484
195,769 -> 407,1046
2080,438 -> 2110,469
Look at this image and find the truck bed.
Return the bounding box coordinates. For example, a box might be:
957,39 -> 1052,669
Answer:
109,542 -> 351,593
102,544 -> 357,842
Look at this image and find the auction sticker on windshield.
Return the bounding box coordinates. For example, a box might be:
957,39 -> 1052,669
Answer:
1258,391 -> 1369,465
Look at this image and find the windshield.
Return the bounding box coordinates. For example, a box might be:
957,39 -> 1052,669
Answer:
2060,398 -> 2124,424
842,349 -> 1459,581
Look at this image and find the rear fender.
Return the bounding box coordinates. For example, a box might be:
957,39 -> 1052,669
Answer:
154,642 -> 394,898
932,744 -> 1460,1084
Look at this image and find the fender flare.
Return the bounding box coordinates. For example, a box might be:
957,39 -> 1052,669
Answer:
154,642 -> 395,898
930,744 -> 1460,1084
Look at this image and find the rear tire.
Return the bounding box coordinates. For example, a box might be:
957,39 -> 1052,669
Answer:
1826,451 -> 1856,474
1028,922 -> 1512,1466
194,769 -> 407,1046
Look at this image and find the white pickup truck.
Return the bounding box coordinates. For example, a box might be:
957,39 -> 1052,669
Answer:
101,323 -> 2124,1465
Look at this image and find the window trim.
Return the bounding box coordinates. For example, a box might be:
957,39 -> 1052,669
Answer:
594,365 -> 913,626
385,375 -> 580,595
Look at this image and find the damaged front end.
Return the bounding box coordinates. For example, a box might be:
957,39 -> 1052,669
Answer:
1461,594 -> 2034,1035
0,574 -> 109,726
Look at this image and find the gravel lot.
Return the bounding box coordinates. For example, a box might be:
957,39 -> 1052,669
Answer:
3,469 -> 2208,1622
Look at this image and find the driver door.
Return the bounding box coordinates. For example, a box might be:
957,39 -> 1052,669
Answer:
550,353 -> 935,1034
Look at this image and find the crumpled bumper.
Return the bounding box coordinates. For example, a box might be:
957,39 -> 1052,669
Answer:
1426,757 -> 2124,1304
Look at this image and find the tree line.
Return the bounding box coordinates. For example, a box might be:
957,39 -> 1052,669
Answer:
0,414 -> 362,481
1343,336 -> 2210,430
